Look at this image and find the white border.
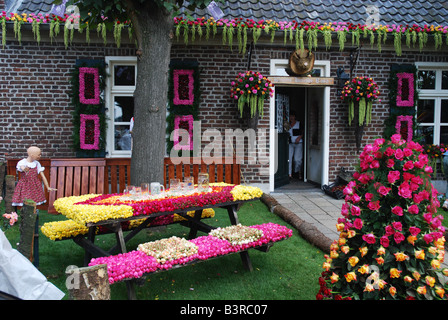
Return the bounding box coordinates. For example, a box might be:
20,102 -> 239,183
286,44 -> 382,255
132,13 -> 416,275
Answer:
269,59 -> 330,192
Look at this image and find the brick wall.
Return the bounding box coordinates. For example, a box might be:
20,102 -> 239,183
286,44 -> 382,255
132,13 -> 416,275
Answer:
2,31 -> 448,184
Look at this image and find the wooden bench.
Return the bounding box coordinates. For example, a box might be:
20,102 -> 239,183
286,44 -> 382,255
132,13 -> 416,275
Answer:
6,157 -> 241,214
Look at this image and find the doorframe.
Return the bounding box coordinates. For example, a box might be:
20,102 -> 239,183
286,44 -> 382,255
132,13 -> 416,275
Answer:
269,59 -> 331,192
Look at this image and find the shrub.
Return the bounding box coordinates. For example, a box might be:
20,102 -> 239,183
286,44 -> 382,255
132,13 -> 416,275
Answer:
317,134 -> 447,300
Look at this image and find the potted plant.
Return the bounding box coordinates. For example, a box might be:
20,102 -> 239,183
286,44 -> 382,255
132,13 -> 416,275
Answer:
340,76 -> 380,151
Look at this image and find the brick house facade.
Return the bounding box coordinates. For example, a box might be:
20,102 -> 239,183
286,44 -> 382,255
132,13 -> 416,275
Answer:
1,1 -> 448,193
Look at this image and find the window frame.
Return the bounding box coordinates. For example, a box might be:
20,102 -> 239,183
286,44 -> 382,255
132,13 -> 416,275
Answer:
105,56 -> 137,157
415,62 -> 448,145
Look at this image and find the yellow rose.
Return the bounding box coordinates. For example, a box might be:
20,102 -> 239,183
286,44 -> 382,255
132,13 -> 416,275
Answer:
341,246 -> 350,254
413,271 -> 421,281
389,286 -> 397,296
344,272 -> 357,283
431,259 -> 441,269
377,246 -> 386,255
330,272 -> 339,284
348,256 -> 359,267
394,252 -> 409,262
322,262 -> 331,271
425,276 -> 435,287
364,283 -> 375,292
390,268 -> 401,278
357,264 -> 369,274
417,286 -> 427,295
404,276 -> 414,283
435,286 -> 445,299
359,246 -> 368,257
415,249 -> 425,260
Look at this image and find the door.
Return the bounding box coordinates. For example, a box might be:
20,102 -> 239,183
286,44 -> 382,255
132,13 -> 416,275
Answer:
274,92 -> 290,188
306,87 -> 324,184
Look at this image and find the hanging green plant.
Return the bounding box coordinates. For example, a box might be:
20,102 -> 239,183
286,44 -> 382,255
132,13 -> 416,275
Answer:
1,16 -> 5,49
340,76 -> 380,126
113,21 -> 124,48
230,71 -> 274,118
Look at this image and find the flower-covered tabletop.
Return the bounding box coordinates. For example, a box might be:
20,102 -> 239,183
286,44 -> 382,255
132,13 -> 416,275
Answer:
53,183 -> 263,227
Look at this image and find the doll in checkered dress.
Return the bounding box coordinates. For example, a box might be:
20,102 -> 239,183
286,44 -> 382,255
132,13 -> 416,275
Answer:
12,146 -> 56,207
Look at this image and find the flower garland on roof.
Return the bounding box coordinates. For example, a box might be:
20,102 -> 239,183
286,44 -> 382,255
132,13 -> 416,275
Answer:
2,12 -> 448,55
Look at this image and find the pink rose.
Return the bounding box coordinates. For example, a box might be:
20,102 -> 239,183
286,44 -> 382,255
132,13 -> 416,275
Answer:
351,205 -> 361,216
398,182 -> 412,199
385,225 -> 395,236
402,148 -> 413,157
409,226 -> 421,236
394,148 -> 404,160
387,171 -> 400,184
391,206 -> 403,216
362,233 -> 376,244
380,236 -> 390,248
403,160 -> 414,171
392,221 -> 402,231
394,232 -> 405,244
423,233 -> 433,244
365,193 -> 374,202
378,186 -> 391,196
391,134 -> 403,145
368,200 -> 380,211
408,204 -> 419,214
353,218 -> 363,230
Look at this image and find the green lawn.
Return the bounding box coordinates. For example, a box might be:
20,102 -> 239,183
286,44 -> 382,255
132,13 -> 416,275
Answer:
2,200 -> 324,300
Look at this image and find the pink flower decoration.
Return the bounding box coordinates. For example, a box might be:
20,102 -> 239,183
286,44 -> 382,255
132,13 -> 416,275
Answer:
396,73 -> 414,107
173,69 -> 194,105
173,114 -> 194,150
395,115 -> 413,142
79,67 -> 100,105
80,114 -> 100,150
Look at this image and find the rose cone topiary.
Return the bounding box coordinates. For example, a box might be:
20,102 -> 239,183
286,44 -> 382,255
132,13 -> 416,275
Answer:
317,134 -> 448,300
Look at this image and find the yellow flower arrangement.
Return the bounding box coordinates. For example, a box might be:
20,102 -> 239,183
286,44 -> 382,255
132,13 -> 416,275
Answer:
53,194 -> 134,225
41,208 -> 216,240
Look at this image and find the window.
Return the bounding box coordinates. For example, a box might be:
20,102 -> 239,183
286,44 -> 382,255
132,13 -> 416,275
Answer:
105,57 -> 137,157
416,63 -> 448,145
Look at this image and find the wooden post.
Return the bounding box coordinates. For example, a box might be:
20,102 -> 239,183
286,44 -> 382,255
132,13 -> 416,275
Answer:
17,199 -> 37,263
0,162 -> 6,198
65,264 -> 110,300
4,175 -> 15,215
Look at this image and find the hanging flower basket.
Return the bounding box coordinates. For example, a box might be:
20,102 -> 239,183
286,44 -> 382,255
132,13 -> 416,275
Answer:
340,76 -> 380,150
230,71 -> 274,118
341,76 -> 380,126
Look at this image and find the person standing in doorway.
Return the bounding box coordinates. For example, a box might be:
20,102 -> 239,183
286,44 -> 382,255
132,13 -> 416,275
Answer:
288,112 -> 303,180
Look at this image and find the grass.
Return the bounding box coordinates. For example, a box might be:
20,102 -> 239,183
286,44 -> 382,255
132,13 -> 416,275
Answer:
2,200 -> 325,300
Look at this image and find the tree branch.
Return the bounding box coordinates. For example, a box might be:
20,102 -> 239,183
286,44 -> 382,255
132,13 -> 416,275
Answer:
123,0 -> 143,57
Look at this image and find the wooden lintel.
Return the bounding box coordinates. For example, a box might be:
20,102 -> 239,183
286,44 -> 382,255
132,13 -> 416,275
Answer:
269,76 -> 334,86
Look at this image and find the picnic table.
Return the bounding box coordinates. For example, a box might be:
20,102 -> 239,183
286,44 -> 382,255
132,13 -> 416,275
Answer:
45,184 -> 293,300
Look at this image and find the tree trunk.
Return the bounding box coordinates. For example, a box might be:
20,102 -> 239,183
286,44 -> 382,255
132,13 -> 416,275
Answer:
66,264 -> 110,300
4,175 -> 15,214
130,3 -> 174,186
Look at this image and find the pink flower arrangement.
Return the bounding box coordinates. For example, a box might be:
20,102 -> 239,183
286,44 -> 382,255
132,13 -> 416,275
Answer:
395,115 -> 413,142
318,134 -> 448,300
396,72 -> 415,107
2,211 -> 18,227
79,114 -> 100,150
173,114 -> 194,150
79,67 -> 100,105
173,69 -> 194,105
89,222 -> 292,284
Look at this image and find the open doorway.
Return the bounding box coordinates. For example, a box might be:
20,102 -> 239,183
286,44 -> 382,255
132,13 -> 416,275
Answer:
274,86 -> 325,190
